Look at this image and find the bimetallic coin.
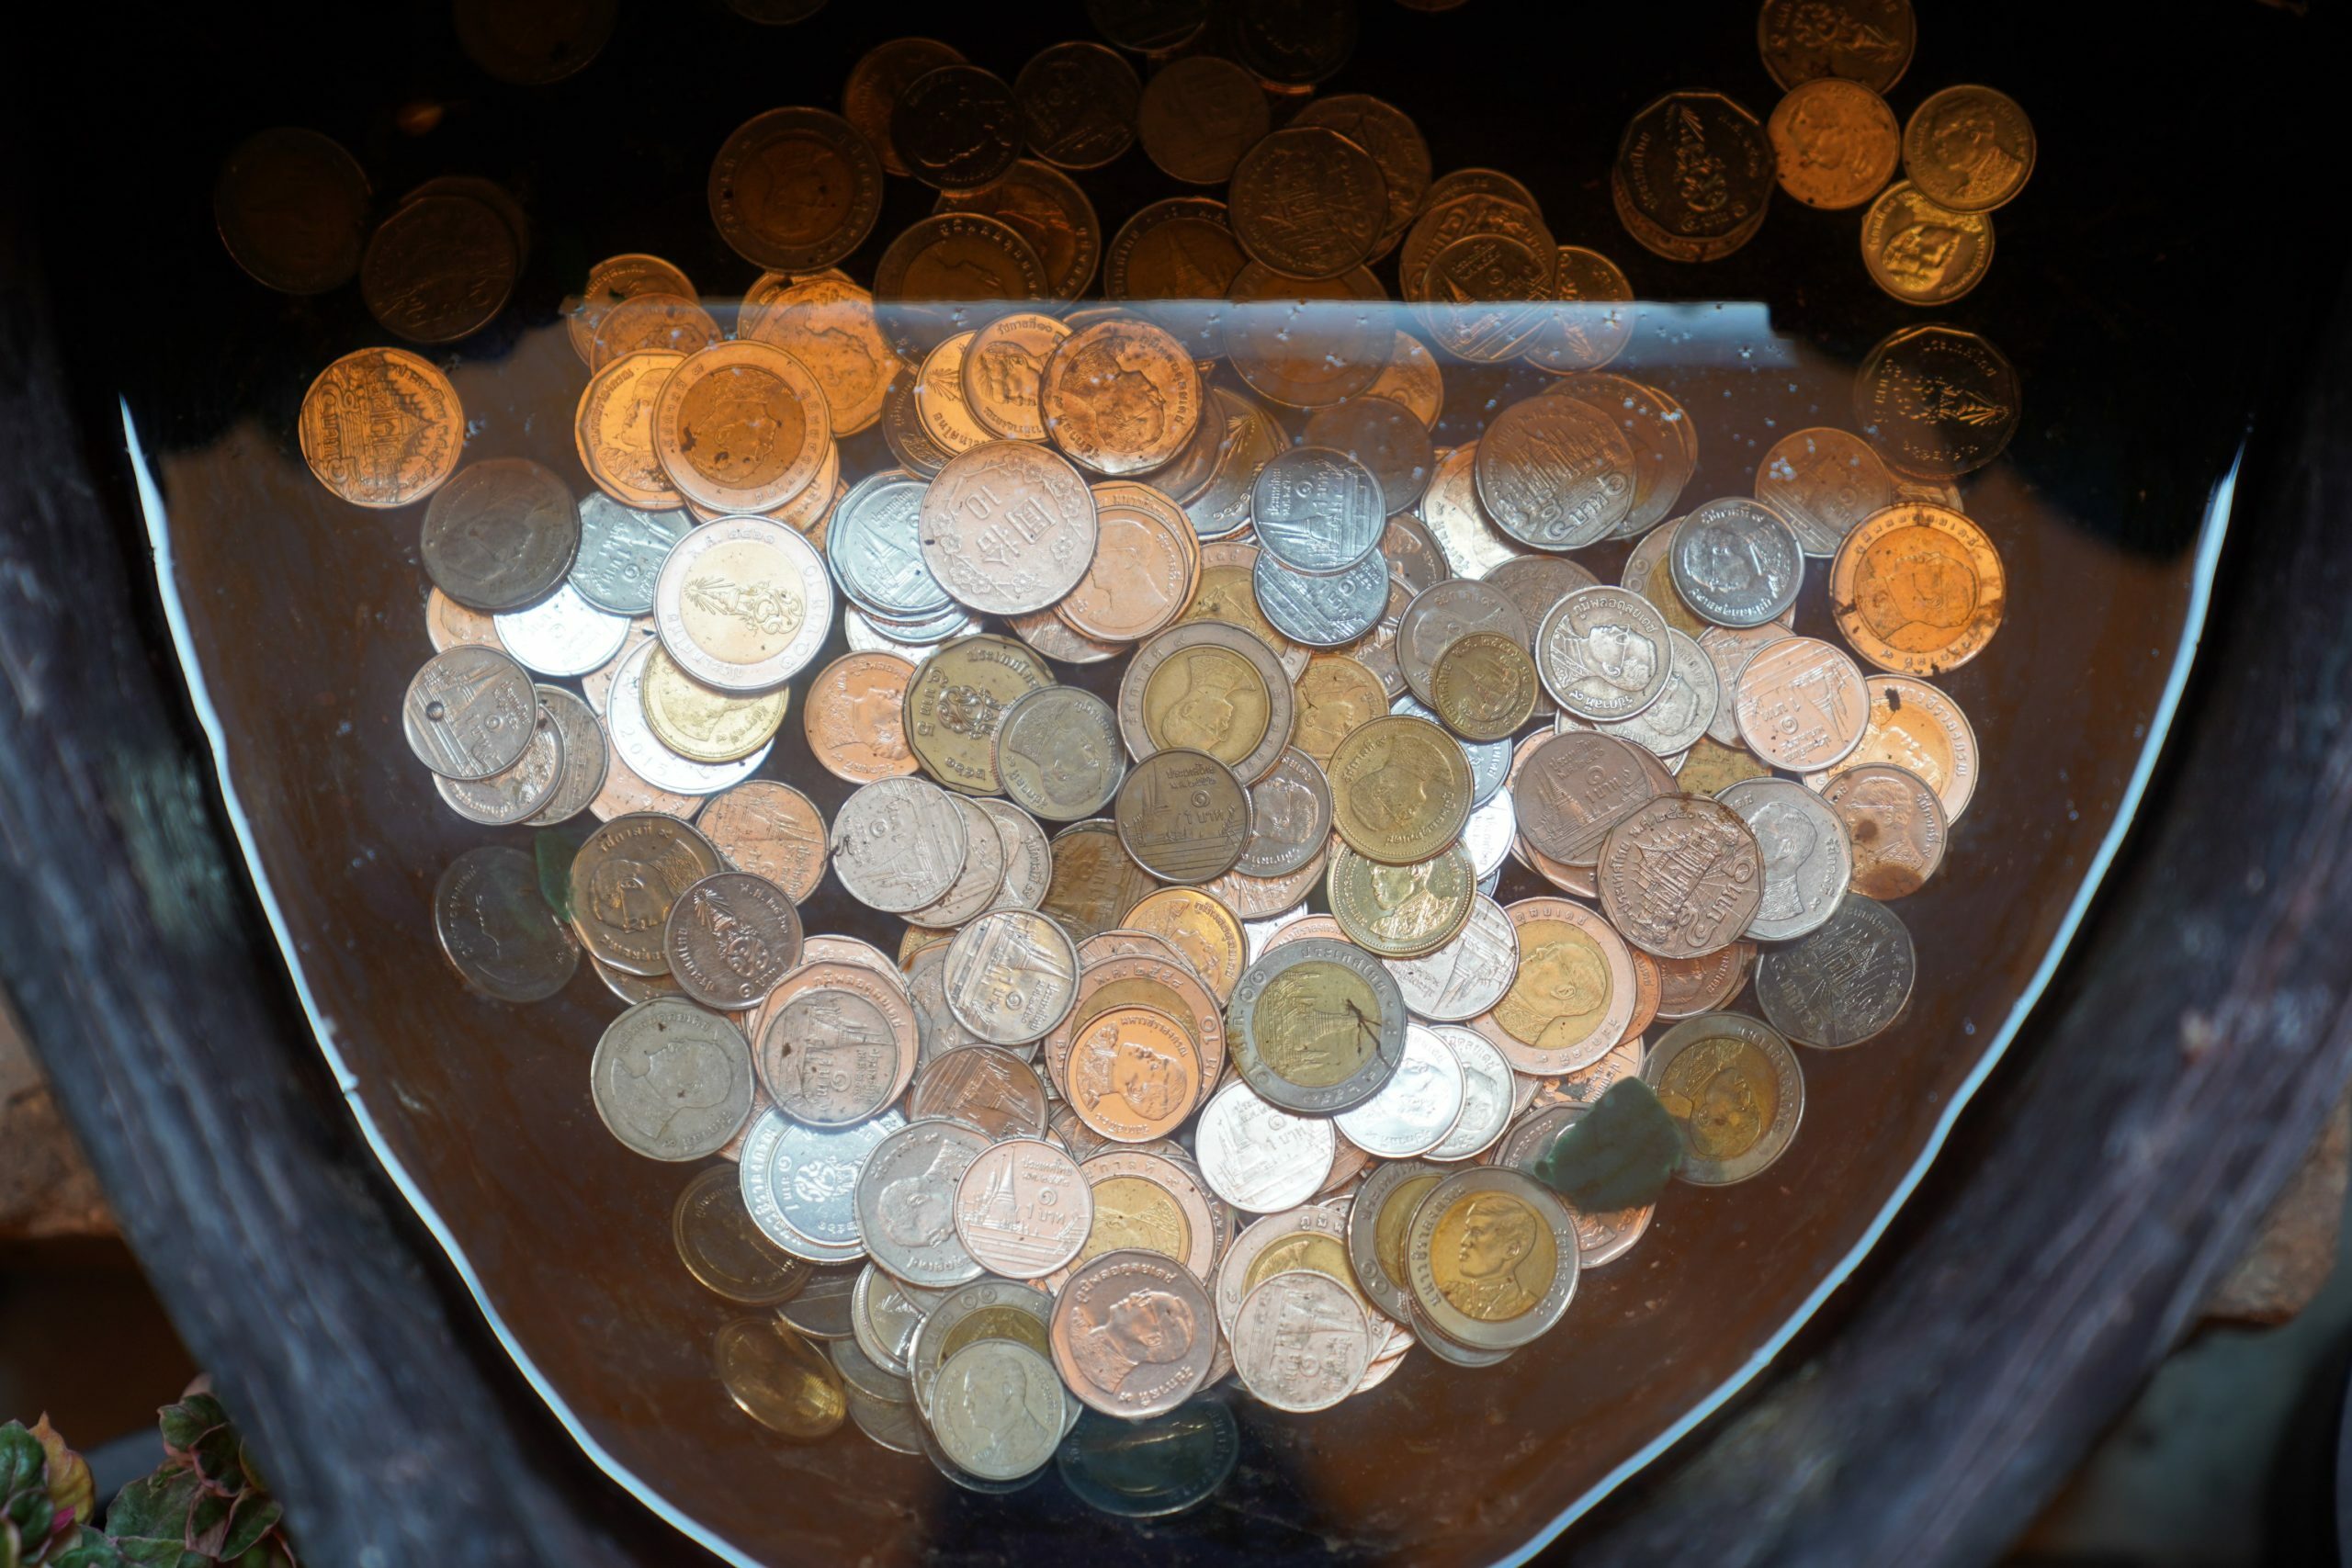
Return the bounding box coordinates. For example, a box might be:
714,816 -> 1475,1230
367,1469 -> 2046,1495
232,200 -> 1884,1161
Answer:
1804,674 -> 1978,819
931,1339 -> 1067,1480
1718,777 -> 1853,941
663,872 -> 803,1010
1051,1249 -> 1217,1419
653,515 -> 831,692
1853,324 -> 2020,479
696,780 -> 827,903
873,210 -> 1050,360
1488,1104 -> 1656,1267
1398,580 -> 1529,709
952,1136 -> 1092,1278
673,1164 -> 811,1305
1822,763 -> 1948,898
1227,937 -> 1408,1114
758,960 -> 920,1125
1732,636 -> 1871,771
1862,181 -> 1994,306
1327,714 -> 1474,864
1234,749 -> 1333,880
1347,1158 -> 1447,1323
1328,842 -> 1475,962
997,686 -> 1126,820
591,998 -> 755,1161
1597,795 -> 1765,960
714,1316 -> 844,1438
1476,897 -> 1638,1075
708,107 -> 884,271
433,705 -> 563,826
1385,895 -> 1518,1022
918,441 -> 1099,615
802,652 -> 919,785
1119,621 -> 1295,784
1232,1269 -> 1372,1413
829,776 -> 967,914
1770,77 -> 1902,209
1475,395 -> 1636,548
569,811 -> 724,976
651,341 -> 832,516
1829,502 -> 2007,673
1404,1167 -> 1577,1350
421,459 -> 581,613
1669,498 -> 1804,627
432,845 -> 579,1003
855,1119 -> 989,1289
1537,587 -> 1675,721
908,1276 -> 1054,1418
1431,633 -> 1539,742
944,909 -> 1080,1045
606,642 -> 771,796
1336,1021 -> 1466,1158
1756,893 -> 1916,1048
1194,1080 -> 1335,1213
1902,85 -> 2035,213
1755,427 -> 1895,558
1642,1013 -> 1805,1181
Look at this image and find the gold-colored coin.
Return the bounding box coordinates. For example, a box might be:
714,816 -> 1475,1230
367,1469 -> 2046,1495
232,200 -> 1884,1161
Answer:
1477,897 -> 1637,1075
1141,644 -> 1273,771
899,924 -> 955,966
641,644 -> 790,763
1768,78 -> 1901,210
1828,502 -> 2006,674
962,310 -> 1070,442
1327,715 -> 1472,864
741,276 -> 897,435
1327,842 -> 1476,960
1124,886 -> 1247,1005
1293,653 -> 1390,765
912,331 -> 994,458
673,1165 -> 810,1304
1041,820 -> 1163,943
651,340 -> 832,515
1860,181 -> 1993,306
1430,632 -> 1538,743
574,349 -> 685,511
1415,1176 -> 1567,1344
713,1316 -> 845,1439
1174,552 -> 1307,680
1255,960 -> 1382,1089
590,291 -> 720,370
1040,318 -> 1203,475
1676,737 -> 1770,796
900,633 -> 1055,795
1902,84 -> 2035,214
299,346 -> 464,509
1372,1168 -> 1445,1302
1641,1012 -> 1804,1184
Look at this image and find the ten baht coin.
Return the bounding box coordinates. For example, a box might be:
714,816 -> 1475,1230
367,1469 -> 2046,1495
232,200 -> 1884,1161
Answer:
590,997 -> 756,1161
653,513 -> 832,692
1404,1166 -> 1578,1350
1640,1012 -> 1805,1183
1226,936 -> 1408,1114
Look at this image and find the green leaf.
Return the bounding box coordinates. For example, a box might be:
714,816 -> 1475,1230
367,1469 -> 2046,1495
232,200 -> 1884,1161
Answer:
187,1430 -> 242,1497
2,1499 -> 50,1557
99,1473 -> 198,1547
155,1399 -> 227,1461
33,1416 -> 95,1536
5,1516 -> 23,1568
1531,1079 -> 1683,1213
217,1497 -> 280,1562
0,1425 -> 43,1499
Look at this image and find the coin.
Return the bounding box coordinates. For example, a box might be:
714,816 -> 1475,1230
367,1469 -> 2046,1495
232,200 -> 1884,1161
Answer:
1757,893 -> 1915,1050
1227,126 -> 1386,279
606,642 -> 771,796
424,588 -> 501,655
572,350 -> 684,510
854,1120 -> 990,1289
563,494 -> 686,616
591,998 -> 755,1161
1223,263 -> 1390,410
913,333 -> 996,458
1487,1103 -> 1657,1266
829,776 -> 967,914
1218,749 -> 1329,885
1828,502 -> 2007,674
359,192 -> 515,344
1120,622 -> 1294,784
432,707 -> 563,826
940,164 -> 1106,310
758,961 -> 920,1125
946,314 -> 1066,446
907,796 -> 1011,928
1373,887 -> 1512,1021
708,107 -> 883,271
1517,246 -> 1634,374
1620,520 -> 1708,636
1053,482 -> 1195,644
1042,819 -> 1161,942
1642,1012 -> 1804,1181
1754,427 -> 1894,558
951,1136 -> 1092,1279
673,1165 -> 811,1305
1903,85 -> 2035,213
1474,897 -> 1636,1075
1292,93 -> 1430,254
1345,1158 -> 1446,1324
1046,944 -> 1227,1097
714,1317 -> 845,1438
695,780 -> 828,904
1227,937 -> 1409,1114
1122,887 -> 1247,1003
213,127 -> 369,294
890,63 -> 1022,191
1668,498 -> 1804,628
639,644 -> 787,762
432,846 -> 578,1002
653,514 -> 831,692
1229,1269 -> 1371,1413
1852,324 -> 2020,478
1049,1249 -> 1216,1419
569,812 -> 724,976
651,341 -> 831,516
299,346 -> 463,509
590,293 -> 719,371
1416,446 -> 1519,580
1404,1167 -> 1577,1349
1473,395 -> 1636,549
901,632 -> 1056,796
873,212 -> 1049,359
931,1338 -> 1066,1479
1598,794 -> 1765,960
739,1106 -> 904,1259
1327,841 -> 1475,962
1323,713 -> 1470,864
1861,181 -> 1994,306
1535,587 -> 1675,722
1136,55 -> 1269,184
1717,777 -> 1853,941
1292,654 -> 1388,767
1193,1080 -> 1334,1213
908,1276 -> 1055,1418
1329,1021 -> 1464,1158
1758,0 -> 1913,90
1804,674 -> 1978,819
1058,1004 -> 1201,1145
1040,320 -> 1202,477
842,36 -> 966,175
1008,39 -> 1140,169
1770,78 -> 1902,209
917,441 -> 1099,615
1615,91 -> 1773,261
663,872 -> 804,1010
563,254 -> 692,366
1732,636 -> 1871,770
1821,763 -> 1947,898
1430,633 -> 1539,744
403,645 -> 536,780
983,688 -> 1123,824
799,652 -> 918,785
1651,942 -> 1756,1020
944,909 -> 1080,1045
521,689 -> 608,829
1677,737 -> 1770,798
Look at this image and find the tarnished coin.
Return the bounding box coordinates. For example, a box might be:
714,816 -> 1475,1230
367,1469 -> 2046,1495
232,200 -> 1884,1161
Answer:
1114,749 -> 1251,886
952,1136 -> 1092,1279
652,341 -> 832,516
1328,841 -> 1475,962
653,513 -> 831,692
1326,715 -> 1473,865
1829,502 -> 2007,674
1653,942 -> 1758,1021
1406,1167 -> 1577,1350
1015,39 -> 1141,169
433,845 -> 579,1002
1398,580 -> 1527,708
900,632 -> 1055,796
1120,621 -> 1294,784
1293,655 -> 1387,767
1903,85 -> 2035,213
420,459 -> 581,614
1430,633 -> 1539,743
569,494 -> 690,616
936,160 -> 1103,307
1103,197 -> 1248,355
1614,91 -> 1773,262
1733,636 -> 1871,771
663,872 -> 804,1010
424,587 -> 501,654
1758,0 -> 1914,91
1852,324 -> 2019,479
1643,1013 -> 1805,1181
855,1120 -> 989,1289
874,212 -> 1049,359
591,293 -> 719,371
759,960 -> 920,1125
1756,892 -> 1916,1048
1804,674 -> 1978,819
520,686 -> 607,827
1385,895 -> 1517,1023
697,780 -> 828,903
1669,498 -> 1804,628
843,37 -> 967,176
299,346 -> 463,509
1038,319 -> 1201,477
1051,1249 -> 1216,1419
1535,587 -> 1675,724
1292,94 -> 1431,255
1194,1080 -> 1334,1213
932,1339 -> 1067,1480
944,909 -> 1080,1045
801,652 -> 918,785
890,62 -> 1022,191
1227,937 -> 1408,1114
1511,728 -> 1667,871
359,193 -> 514,344
714,1316 -> 845,1438
917,441 -> 1098,615
830,776 -> 967,914
1718,777 -> 1853,941
1770,78 -> 1902,209
1862,181 -> 1994,306
1336,1021 -> 1465,1158
1136,55 -> 1270,185
673,1165 -> 811,1305
1228,125 -> 1386,279
214,126 -> 370,295
708,107 -> 883,271
988,686 -> 1124,822
433,706 -> 563,826
574,349 -> 685,512
1230,1269 -> 1371,1414
1821,763 -> 1947,898
569,811 -> 724,976
905,795 -> 1011,929
1475,395 -> 1636,549
1476,897 -> 1637,1075
1597,795 -> 1765,960
403,645 -> 536,780
1042,819 -> 1161,942
1678,737 -> 1771,799
591,998 -> 755,1161
566,254 -> 694,366
1223,263 -> 1390,410
1755,427 -> 1894,557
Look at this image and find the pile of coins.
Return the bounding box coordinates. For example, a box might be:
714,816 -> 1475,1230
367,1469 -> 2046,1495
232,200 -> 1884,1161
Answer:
277,0 -> 2011,1499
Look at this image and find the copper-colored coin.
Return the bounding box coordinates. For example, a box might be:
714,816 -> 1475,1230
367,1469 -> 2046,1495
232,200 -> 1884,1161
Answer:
1513,731 -> 1674,867
1677,737 -> 1770,797
1227,126 -> 1387,280
651,342 -> 831,516
758,960 -> 921,1125
708,107 -> 884,272
935,158 -> 1103,303
1614,91 -> 1773,263
1728,636 -> 1868,772
1014,39 -> 1140,170
1057,482 -> 1196,643
1828,502 -> 2007,674
1040,319 -> 1202,476
574,349 -> 684,511
214,127 -> 370,296
1597,795 -> 1765,960
1042,948 -> 1227,1105
1861,181 -> 1995,306
890,63 -> 1022,192
1770,78 -> 1902,210
912,332 -> 995,459
1104,197 -> 1250,355
1293,654 -> 1389,766
907,1044 -> 1049,1141
960,311 -> 1070,443
664,871 -> 804,1010
1363,331 -> 1444,427
1758,0 -> 1915,92
1852,324 -> 2019,479
569,811 -> 725,976
299,347 -> 463,509
1903,85 -> 2035,214
1754,426 -> 1894,558
1123,886 -> 1248,1006
566,254 -> 695,367
802,652 -> 919,784
696,780 -> 828,903
1399,189 -> 1555,305
1204,844 -> 1330,920
1115,748 -> 1252,885
424,588 -> 502,654
901,632 -> 1056,795
1430,633 -> 1538,743
873,212 -> 1048,360
842,37 -> 966,178
673,1164 -> 811,1305
1292,95 -> 1431,255
359,193 -> 515,344
1654,942 -> 1758,1020
1327,715 -> 1473,865
1821,763 -> 1947,898
1803,674 -> 1978,819
1137,55 -> 1271,185
1475,395 -> 1637,549
1064,1006 -> 1204,1145
588,292 -> 719,372
1043,819 -> 1163,943
1473,897 -> 1637,1076
741,277 -> 897,437
1223,263 -> 1391,410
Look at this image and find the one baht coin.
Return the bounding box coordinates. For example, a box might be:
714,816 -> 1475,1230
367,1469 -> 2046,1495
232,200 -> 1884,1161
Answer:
1234,749 -> 1334,882
952,1135 -> 1093,1279
828,776 -> 968,915
1567,626 -> 1716,762
1193,1080 -> 1334,1213
828,469 -> 954,623
906,1043 -> 1049,1138
1405,1167 -> 1578,1351
591,998 -> 756,1161
901,632 -> 1056,796
697,779 -> 828,903
1641,1012 -> 1805,1182
1232,1269 -> 1374,1414
1327,841 -> 1476,961
299,346 -> 463,509
996,686 -> 1127,820
1114,748 -> 1252,885
903,795 -> 1009,929
1597,795 -> 1765,960
1051,1249 -> 1218,1420
653,514 -> 831,692
1327,714 -> 1473,864
571,492 -> 691,615
663,871 -> 804,1010
403,645 -> 537,780
651,341 -> 833,516
943,908 -> 1080,1045
1117,622 -> 1295,785
1337,1021 -> 1467,1158
854,1119 -> 990,1290
1755,893 -> 1916,1048
757,959 -> 921,1125
1828,502 -> 2007,675
1474,897 -> 1637,1075
1754,426 -> 1894,558
918,440 -> 1100,615
1227,936 -> 1408,1114
569,810 -> 723,976
1250,446 -> 1386,575
1731,636 -> 1871,770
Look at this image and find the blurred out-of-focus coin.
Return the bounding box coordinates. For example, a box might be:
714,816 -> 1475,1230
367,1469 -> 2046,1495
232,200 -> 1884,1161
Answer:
1293,94 -> 1430,254
425,587 -> 502,654
931,1339 -> 1067,1478
1223,263 -> 1391,409
1652,942 -> 1756,1020
874,212 -> 1049,360
1754,426 -> 1894,557
1228,125 -> 1387,279
1770,78 -> 1902,209
715,1316 -> 844,1438
592,998 -> 755,1160
1015,40 -> 1141,170
214,127 -> 369,295
1758,0 -> 1914,91
1903,85 -> 2035,213
360,193 -> 515,344
1056,481 -> 1194,643
433,844 -> 579,1002
843,37 -> 966,176
743,277 -> 898,435
674,1164 -> 811,1304
890,63 -> 1023,192
709,107 -> 884,271
1137,55 -> 1270,185
1821,763 -> 1948,898
300,347 -> 463,509
962,311 -> 1070,443
590,292 -> 719,370
1828,502 -> 2006,673
567,254 -> 695,366
1643,1012 -> 1804,1182
1521,247 -> 1635,374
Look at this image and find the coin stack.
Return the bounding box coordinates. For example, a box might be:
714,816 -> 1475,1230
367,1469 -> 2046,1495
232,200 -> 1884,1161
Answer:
279,0 -> 2016,1496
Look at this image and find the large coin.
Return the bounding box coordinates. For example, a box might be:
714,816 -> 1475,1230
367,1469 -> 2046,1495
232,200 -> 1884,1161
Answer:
1136,55 -> 1270,185
1851,325 -> 2019,479
1041,819 -> 1161,942
569,811 -> 724,976
1227,937 -> 1408,1114
873,212 -> 1048,359
1513,732 -> 1673,866
1016,39 -> 1141,170
918,441 -> 1099,615
1222,263 -> 1389,409
758,960 -> 920,1125
944,909 -> 1080,1045
1041,320 -> 1202,476
652,342 -> 833,516
855,1119 -> 990,1289
1755,893 -> 1917,1047
889,63 -> 1022,192
1051,1249 -> 1217,1418
1057,481 -> 1196,643
1758,0 -> 1915,92
653,514 -> 832,692
1193,1080 -> 1334,1213
1614,91 -> 1772,263
697,780 -> 828,902
1641,1012 -> 1805,1181
1404,1167 -> 1578,1349
739,1106 -> 905,1260
1802,673 -> 1978,819
214,127 -> 370,295
708,107 -> 884,271
1822,764 -> 1949,898
590,998 -> 755,1161
1597,795 -> 1765,960
829,776 -> 967,914
1232,1270 -> 1372,1413
1228,126 -> 1386,279
432,845 -> 579,1002
574,350 -> 686,511
1828,502 -> 2007,674
298,346 -> 463,509
931,1339 -> 1067,1480
1473,395 -> 1635,549
1118,622 -> 1295,784
828,469 -> 952,621
359,193 -> 516,344
901,632 -> 1055,795
1327,715 -> 1472,864
1718,778 -> 1852,941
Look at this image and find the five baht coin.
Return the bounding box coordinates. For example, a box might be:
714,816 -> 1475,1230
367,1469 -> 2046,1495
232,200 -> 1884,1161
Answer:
1641,1012 -> 1806,1181
1755,893 -> 1917,1048
1597,794 -> 1765,960
1232,1269 -> 1372,1413
591,998 -> 756,1161
299,346 -> 464,509
902,633 -> 1057,796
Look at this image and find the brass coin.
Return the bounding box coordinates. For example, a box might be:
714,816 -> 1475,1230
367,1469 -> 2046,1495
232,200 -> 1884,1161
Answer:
1227,937 -> 1409,1114
1114,748 -> 1252,885
842,37 -> 966,178
741,276 -> 897,437
1828,502 -> 2006,674
1820,763 -> 1947,899
1327,841 -> 1476,961
1613,91 -> 1772,263
1640,1012 -> 1804,1184
569,811 -> 725,976
913,332 -> 995,458
1363,331 -> 1444,426
641,645 -> 789,763
1328,715 -> 1472,864
1676,736 -> 1771,797
1041,319 -> 1202,476
1851,324 -> 2019,478
1042,819 -> 1163,943
1293,653 -> 1389,766
299,347 -> 463,509
589,291 -> 720,371
1902,85 -> 2035,214
674,1165 -> 811,1305
1758,0 -> 1915,93
708,107 -> 884,272
1861,181 -> 1994,307
901,633 -> 1056,795
574,349 -> 685,511
652,341 -> 832,516
1430,633 -> 1538,743
801,651 -> 919,785
1403,1167 -> 1578,1350
1770,78 -> 1902,210
715,1316 -> 845,1438
1475,897 -> 1637,1075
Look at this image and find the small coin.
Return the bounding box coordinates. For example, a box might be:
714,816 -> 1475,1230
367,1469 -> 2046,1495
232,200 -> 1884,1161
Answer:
908,1275 -> 1054,1418
403,645 -> 537,780
1829,502 -> 2007,674
918,441 -> 1099,615
425,587 -> 502,654
890,63 -> 1022,191
904,795 -> 1010,929
827,469 -> 952,622
1754,427 -> 1894,557
1397,581 -> 1527,710
995,686 -> 1127,821
591,998 -> 755,1161
1193,1080 -> 1335,1213
931,1339 -> 1067,1479
569,494 -> 690,615
1572,626 -> 1717,760
802,652 -> 919,785
1016,39 -> 1141,170
1770,78 -> 1902,209
1230,748 -> 1333,882
433,705 -> 563,825
1652,942 -> 1757,1021
944,909 -> 1080,1045
758,961 -> 920,1124
214,127 -> 370,295
1821,763 -> 1948,898
901,632 -> 1056,796
1642,1012 -> 1805,1181
1852,324 -> 2020,479
299,347 -> 463,509
708,107 -> 884,271
1252,547 -> 1391,649
1136,55 -> 1270,184
360,193 -> 516,344
739,1106 -> 904,1259
1051,1249 -> 1217,1418
574,349 -> 686,512
1405,1167 -> 1578,1349
910,1041 -> 1051,1140
433,845 -> 579,1002
1597,794 -> 1765,961
1861,181 -> 1994,306
1755,892 -> 1916,1048
1803,674 -> 1978,819
1419,444 -> 1523,580
663,872 -> 804,1010
1718,777 -> 1853,941
1534,587 -> 1676,723
1430,633 -> 1538,743
1114,749 -> 1251,885
653,513 -> 832,692
1291,94 -> 1430,255
1487,1104 -> 1656,1267
566,254 -> 695,367
523,687 -> 608,828
1041,319 -> 1202,477
913,332 -> 997,458
1621,520 -> 1708,636
1326,714 -> 1473,865
854,1120 -> 990,1289
1903,84 -> 2035,213
830,776 -> 967,914
605,643 -> 770,796
1428,1024 -> 1516,1160
952,1136 -> 1092,1279
1328,841 -> 1475,962
1669,498 -> 1804,628
673,1165 -> 812,1305
1732,636 -> 1871,771
714,1317 -> 845,1438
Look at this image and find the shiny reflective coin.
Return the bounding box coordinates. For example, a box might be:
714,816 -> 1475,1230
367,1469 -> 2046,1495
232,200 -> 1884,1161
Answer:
663,872 -> 803,1010
1233,749 -> 1332,880
1335,1021 -> 1465,1157
1755,892 -> 1915,1049
214,127 -> 369,295
1327,714 -> 1473,865
1428,1024 -> 1516,1160
1718,777 -> 1853,941
1136,55 -> 1270,185
903,795 -> 1008,929
1804,674 -> 1978,819
695,780 -> 827,903
569,494 -> 690,615
591,998 -> 754,1161
739,1106 -> 905,1259
1122,888 -> 1246,1006
1250,446 -> 1387,574
1597,795 -> 1765,960
908,1276 -> 1055,1418
708,107 -> 883,271
829,775 -> 967,914
1754,426 -> 1894,558
1829,502 -> 2007,673
995,686 -> 1126,821
1193,1080 -> 1334,1213
673,1164 -> 812,1305
652,515 -> 831,692
299,347 -> 463,509
1853,324 -> 2019,479
522,687 -> 607,827
1227,937 -> 1408,1114
1114,749 -> 1251,885
1405,1167 -> 1577,1349
1228,125 -> 1386,279
1430,633 -> 1539,743
1119,621 -> 1295,784
828,469 -> 952,621
758,960 -> 920,1125
1668,497 -> 1804,627
952,1136 -> 1092,1279
606,643 -> 770,795
1642,1012 -> 1805,1181
802,651 -> 919,786
1536,587 -> 1675,720
1051,1249 -> 1217,1419
1420,443 -> 1525,580
854,1119 -> 989,1289
918,441 -> 1099,615
493,583 -> 628,679
1583,626 -> 1717,759
1391,691 -> 1511,812
1476,897 -> 1637,1075
1385,895 -> 1517,1022
1821,763 -> 1948,898
944,909 -> 1080,1045
1903,84 -> 2035,213
433,845 -> 579,1002
714,1316 -> 845,1438
652,342 -> 832,516
1862,181 -> 1994,306
1328,841 -> 1475,961
959,311 -> 1069,443
403,645 -> 536,780
1232,1269 -> 1371,1413
360,193 -> 516,344
1770,78 -> 1902,209
901,632 -> 1054,796
1252,547 -> 1390,648
890,62 -> 1022,191
931,1339 -> 1067,1480
433,705 -> 563,825
1732,636 -> 1871,770
1041,318 -> 1201,476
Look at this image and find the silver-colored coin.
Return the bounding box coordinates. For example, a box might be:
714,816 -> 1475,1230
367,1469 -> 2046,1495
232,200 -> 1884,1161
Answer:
569,493 -> 691,615
903,795 -> 1008,928
908,944 -> 998,1063
909,1278 -> 1056,1418
1183,388 -> 1287,541
919,441 -> 1100,615
759,963 -> 919,1126
432,845 -> 579,1002
777,1264 -> 862,1339
1396,580 -> 1528,707
853,1262 -> 954,1379
855,1119 -> 990,1289
996,686 -> 1126,820
1385,895 -> 1518,1022
1459,787 -> 1516,877
1717,777 -> 1854,942
1733,637 -> 1871,771
931,1339 -> 1068,1481
1335,1021 -> 1466,1157
951,1136 -> 1093,1279
976,797 -> 1051,909
1592,627 -> 1717,757
842,604 -> 973,660
1697,624 -> 1793,746
1389,692 -> 1510,807
492,581 -> 632,678
1193,1080 -> 1335,1213
1251,547 -> 1389,646
419,457 -> 580,611
663,871 -> 804,1010
434,703 -> 564,825
1754,894 -> 1916,1048
1249,446 -> 1385,574
1535,586 -> 1674,721
846,1381 -> 927,1453
1380,513 -> 1453,596
402,644 -> 537,779
943,909 -> 1080,1044
523,686 -> 608,826
830,1323 -> 913,1401
605,640 -> 772,795
589,998 -> 755,1161
1426,1024 -> 1515,1159
1231,1269 -> 1371,1413
653,514 -> 833,691
1668,497 -> 1804,627
1227,937 -> 1409,1113
827,468 -> 955,620
1641,1013 -> 1805,1182
1403,1166 -> 1579,1348
737,1105 -> 908,1258
830,775 -> 969,913
1235,749 -> 1333,878
1474,396 -> 1636,549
